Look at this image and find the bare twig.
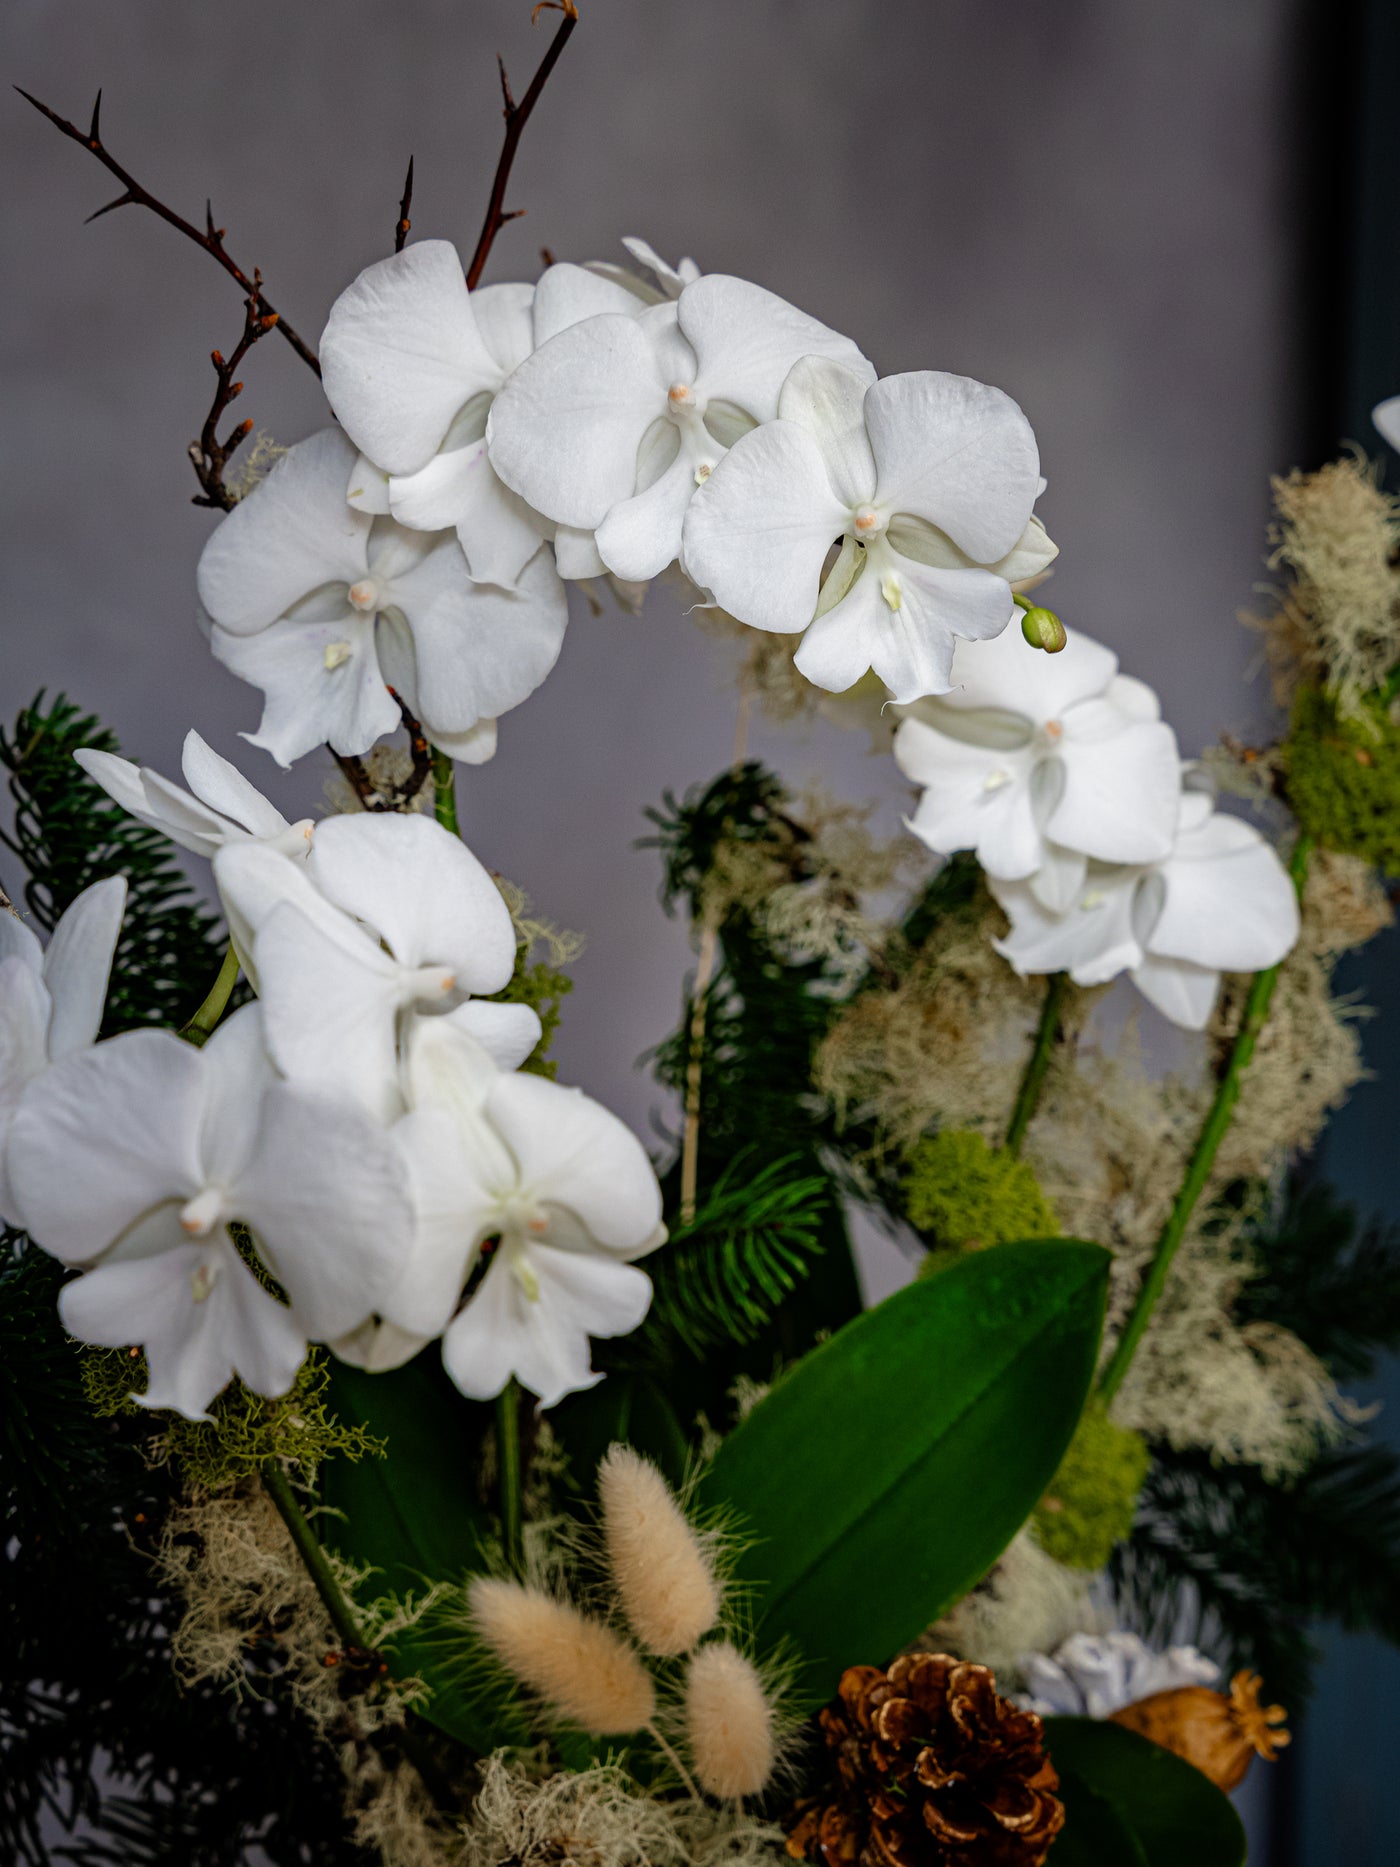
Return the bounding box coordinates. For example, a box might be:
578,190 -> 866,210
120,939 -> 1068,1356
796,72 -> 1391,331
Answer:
188,283 -> 280,510
333,691 -> 435,813
394,155 -> 414,254
465,1 -> 580,289
16,85 -> 321,377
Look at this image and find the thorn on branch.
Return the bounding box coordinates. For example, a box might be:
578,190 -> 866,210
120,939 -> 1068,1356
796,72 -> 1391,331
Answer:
331,693 -> 434,812
17,82 -> 320,376
466,2 -> 580,289
394,155 -> 414,254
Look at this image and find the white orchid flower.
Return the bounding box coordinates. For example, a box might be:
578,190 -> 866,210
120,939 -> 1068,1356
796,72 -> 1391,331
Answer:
487,273 -> 870,583
1374,395 -> 1400,452
321,243 -> 561,593
7,1006 -> 412,1419
75,729 -> 313,861
683,356 -> 1048,703
894,623 -> 1182,909
0,878 -> 126,1218
529,237 -> 701,353
213,813 -> 529,1121
385,1025 -> 663,1406
988,790 -> 1301,1029
199,426 -> 567,768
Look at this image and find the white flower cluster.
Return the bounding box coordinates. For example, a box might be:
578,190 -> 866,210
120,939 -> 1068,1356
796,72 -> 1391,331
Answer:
2,737 -> 663,1420
1016,1630 -> 1220,1719
197,237 -> 1055,768
893,623 -> 1301,1028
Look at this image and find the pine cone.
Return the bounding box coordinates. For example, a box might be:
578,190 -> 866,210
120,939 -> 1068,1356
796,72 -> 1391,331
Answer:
787,1654 -> 1063,1867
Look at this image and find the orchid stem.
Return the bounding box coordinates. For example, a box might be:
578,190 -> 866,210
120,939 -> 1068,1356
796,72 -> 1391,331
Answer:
1097,836 -> 1312,1404
1004,971 -> 1069,1157
497,1379 -> 523,1575
262,1458 -> 364,1650
180,944 -> 241,1048
432,748 -> 459,836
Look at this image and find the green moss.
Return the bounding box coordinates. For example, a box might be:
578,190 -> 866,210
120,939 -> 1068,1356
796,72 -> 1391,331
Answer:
1284,683 -> 1400,872
487,882 -> 580,1079
80,1346 -> 384,1489
906,1130 -> 1058,1264
1032,1406 -> 1150,1570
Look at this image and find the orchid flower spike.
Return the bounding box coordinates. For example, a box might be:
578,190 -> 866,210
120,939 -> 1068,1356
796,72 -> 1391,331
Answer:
322,243 -> 566,594
0,878 -> 126,1219
488,273 -> 871,584
989,789 -> 1301,1029
76,730 -> 313,861
894,622 -> 1182,910
8,1006 -> 412,1419
198,427 -> 566,768
389,1039 -> 664,1407
683,356 -> 1051,704
213,813 -> 528,1123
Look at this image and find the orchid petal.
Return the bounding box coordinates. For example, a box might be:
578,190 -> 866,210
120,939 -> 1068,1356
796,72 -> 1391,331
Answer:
196,429 -> 370,636
943,622 -> 1119,719
895,717 -> 1041,879
1148,817 -> 1300,972
8,1029 -> 207,1261
532,263 -> 652,347
389,1106 -> 487,1335
180,730 -> 293,838
677,274 -> 869,423
553,525 -> 607,580
321,241 -> 500,474
596,451 -> 697,580
1130,953 -> 1222,1031
211,609 -> 397,768
40,877 -> 125,1062
428,717 -> 498,764
0,957 -> 51,1130
406,547 -> 568,738
1049,719 -> 1181,864
1028,842 -> 1089,914
483,1073 -> 663,1255
864,372 -> 1040,564
390,440 -> 549,588
1374,395 -> 1400,453
59,1241 -> 306,1421
308,813 -> 516,990
347,452 -> 393,514
472,280 -> 536,376
445,999 -> 543,1072
682,420 -> 846,630
488,313 -> 664,528
777,356 -> 878,507
195,1003 -> 277,1190
236,1083 -> 411,1339
990,872 -> 1144,985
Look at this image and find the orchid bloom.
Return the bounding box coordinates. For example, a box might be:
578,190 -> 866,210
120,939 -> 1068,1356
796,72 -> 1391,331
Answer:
213,813 -> 532,1121
683,356 -> 1050,703
198,426 -> 566,767
989,789 -> 1301,1029
487,273 -> 871,583
1374,396 -> 1400,452
7,1006 -> 412,1419
0,878 -> 125,1218
893,623 -> 1182,910
322,243 -> 560,591
76,730 -> 313,861
382,1020 -> 663,1406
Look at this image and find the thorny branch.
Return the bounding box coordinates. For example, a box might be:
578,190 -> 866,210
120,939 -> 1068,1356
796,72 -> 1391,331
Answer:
395,156 -> 415,254
465,0 -> 580,289
16,85 -> 321,377
332,690 -> 435,813
189,283 -> 280,510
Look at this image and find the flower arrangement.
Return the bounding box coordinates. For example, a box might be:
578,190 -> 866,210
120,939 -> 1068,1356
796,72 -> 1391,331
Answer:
5,9 -> 1400,1865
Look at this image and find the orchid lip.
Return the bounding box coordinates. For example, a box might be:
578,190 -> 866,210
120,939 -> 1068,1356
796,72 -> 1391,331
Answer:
179,1186 -> 226,1237
347,579 -> 380,612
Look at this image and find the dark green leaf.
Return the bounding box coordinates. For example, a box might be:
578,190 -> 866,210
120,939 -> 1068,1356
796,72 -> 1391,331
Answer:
700,1239 -> 1109,1703
1044,1718 -> 1246,1867
320,1354 -> 524,1751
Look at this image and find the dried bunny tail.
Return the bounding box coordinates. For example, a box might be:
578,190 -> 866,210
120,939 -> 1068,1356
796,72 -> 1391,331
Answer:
468,1576 -> 655,1735
682,1640 -> 778,1800
598,1444 -> 721,1657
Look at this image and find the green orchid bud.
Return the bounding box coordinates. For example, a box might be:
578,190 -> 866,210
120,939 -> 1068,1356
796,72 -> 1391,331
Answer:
1020,605 -> 1067,654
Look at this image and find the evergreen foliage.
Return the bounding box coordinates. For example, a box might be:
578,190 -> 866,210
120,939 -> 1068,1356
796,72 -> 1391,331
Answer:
0,693 -> 227,1033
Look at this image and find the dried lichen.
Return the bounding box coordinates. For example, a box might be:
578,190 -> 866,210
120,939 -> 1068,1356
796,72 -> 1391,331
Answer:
924,1531 -> 1095,1688
1248,452 -> 1400,712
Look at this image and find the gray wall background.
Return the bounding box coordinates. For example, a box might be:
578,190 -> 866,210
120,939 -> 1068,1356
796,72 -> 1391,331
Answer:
2,0 -> 1350,1858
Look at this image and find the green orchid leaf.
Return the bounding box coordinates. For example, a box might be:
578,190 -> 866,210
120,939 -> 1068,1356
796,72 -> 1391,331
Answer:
1044,1718 -> 1247,1867
320,1353 -> 526,1752
700,1239 -> 1109,1703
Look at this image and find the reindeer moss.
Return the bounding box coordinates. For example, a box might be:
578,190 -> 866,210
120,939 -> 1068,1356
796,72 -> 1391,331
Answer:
1284,683 -> 1400,872
1032,1407 -> 1149,1572
907,1130 -> 1058,1262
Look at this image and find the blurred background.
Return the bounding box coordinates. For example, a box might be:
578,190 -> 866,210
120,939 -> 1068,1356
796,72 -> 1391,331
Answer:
2,1 -> 1396,1859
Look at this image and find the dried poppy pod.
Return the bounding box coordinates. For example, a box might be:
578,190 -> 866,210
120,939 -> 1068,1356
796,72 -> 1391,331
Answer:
1111,1669 -> 1290,1792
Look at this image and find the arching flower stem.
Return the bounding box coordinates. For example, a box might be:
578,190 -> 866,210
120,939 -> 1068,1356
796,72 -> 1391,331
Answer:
497,1377 -> 524,1575
180,944 -> 242,1049
1097,834 -> 1313,1404
432,748 -> 460,836
1003,971 -> 1070,1157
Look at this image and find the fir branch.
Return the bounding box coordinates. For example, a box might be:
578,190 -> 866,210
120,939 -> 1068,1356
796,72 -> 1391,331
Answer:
643,1154 -> 831,1356
0,694 -> 226,1034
